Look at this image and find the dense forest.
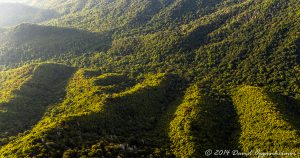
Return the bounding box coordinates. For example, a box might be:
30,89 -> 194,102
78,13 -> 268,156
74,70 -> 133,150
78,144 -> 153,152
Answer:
0,0 -> 299,157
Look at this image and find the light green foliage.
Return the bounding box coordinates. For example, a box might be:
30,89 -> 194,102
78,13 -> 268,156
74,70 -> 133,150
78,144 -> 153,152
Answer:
0,71 -> 181,157
232,86 -> 300,154
0,64 -> 34,103
169,85 -> 201,157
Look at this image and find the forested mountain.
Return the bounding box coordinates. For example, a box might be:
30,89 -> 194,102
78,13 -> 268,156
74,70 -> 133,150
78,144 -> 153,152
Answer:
0,0 -> 299,157
0,23 -> 111,66
28,0 -> 97,14
26,0 -> 224,32
0,2 -> 58,27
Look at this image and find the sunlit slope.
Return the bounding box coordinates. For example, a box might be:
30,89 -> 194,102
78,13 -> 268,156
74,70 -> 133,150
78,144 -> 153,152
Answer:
41,0 -> 165,32
0,63 -> 75,146
0,66 -> 300,157
0,71 -> 182,157
31,0 -> 223,32
232,86 -> 300,155
0,64 -> 35,103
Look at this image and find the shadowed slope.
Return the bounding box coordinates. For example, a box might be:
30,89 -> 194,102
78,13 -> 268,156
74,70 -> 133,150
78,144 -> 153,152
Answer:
0,71 -> 182,157
169,84 -> 239,157
270,94 -> 300,133
0,24 -> 111,66
0,63 -> 75,146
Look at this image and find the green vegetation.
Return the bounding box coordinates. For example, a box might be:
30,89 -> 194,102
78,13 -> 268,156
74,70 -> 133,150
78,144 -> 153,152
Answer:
33,0 -> 223,32
0,64 -> 34,103
232,86 -> 300,154
0,63 -> 75,146
0,0 -> 299,157
0,23 -> 111,66
169,84 -> 237,157
0,71 -> 181,157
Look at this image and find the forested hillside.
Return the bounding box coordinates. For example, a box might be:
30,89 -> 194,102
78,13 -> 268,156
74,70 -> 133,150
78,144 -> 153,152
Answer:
37,0 -> 224,32
0,0 -> 299,157
0,23 -> 111,66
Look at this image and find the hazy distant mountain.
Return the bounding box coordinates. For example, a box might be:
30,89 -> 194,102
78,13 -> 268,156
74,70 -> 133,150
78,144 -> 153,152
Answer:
0,0 -> 26,3
0,2 -> 58,27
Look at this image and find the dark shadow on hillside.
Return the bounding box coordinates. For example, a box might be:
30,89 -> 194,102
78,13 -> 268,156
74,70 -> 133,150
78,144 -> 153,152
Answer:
0,63 -> 76,146
195,96 -> 242,157
166,85 -> 242,157
296,37 -> 300,63
0,23 -> 113,66
33,74 -> 183,157
227,97 -> 243,158
270,93 -> 300,133
182,11 -> 238,50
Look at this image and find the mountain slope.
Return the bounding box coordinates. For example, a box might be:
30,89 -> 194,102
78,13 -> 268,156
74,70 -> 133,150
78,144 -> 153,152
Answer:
41,0 -> 166,32
29,0 -> 224,32
0,23 -> 111,66
0,71 -> 182,157
0,63 -> 75,146
0,64 -> 34,103
169,84 -> 237,157
0,3 -> 58,27
183,0 -> 300,95
232,86 -> 300,154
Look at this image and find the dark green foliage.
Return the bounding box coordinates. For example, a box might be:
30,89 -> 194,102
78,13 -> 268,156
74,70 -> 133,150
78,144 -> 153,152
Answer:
31,0 -> 223,32
169,84 -> 238,157
0,24 -> 111,66
0,63 -> 75,146
0,72 -> 183,157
